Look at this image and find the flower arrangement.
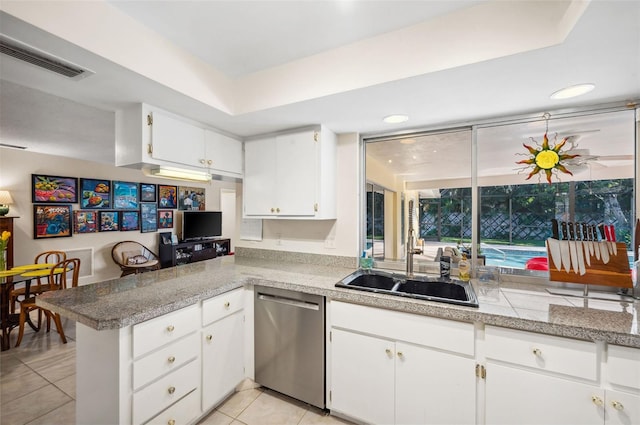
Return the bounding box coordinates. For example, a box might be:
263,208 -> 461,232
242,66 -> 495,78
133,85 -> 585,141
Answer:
0,230 -> 10,271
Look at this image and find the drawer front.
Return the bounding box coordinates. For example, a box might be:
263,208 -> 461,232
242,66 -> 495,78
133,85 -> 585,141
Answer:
202,288 -> 244,326
133,304 -> 199,359
133,359 -> 200,425
330,300 -> 474,356
145,388 -> 200,425
485,325 -> 596,380
608,344 -> 640,390
133,332 -> 199,391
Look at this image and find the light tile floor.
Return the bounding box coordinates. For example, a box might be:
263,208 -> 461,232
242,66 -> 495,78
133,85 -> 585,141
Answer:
1,313 -> 353,425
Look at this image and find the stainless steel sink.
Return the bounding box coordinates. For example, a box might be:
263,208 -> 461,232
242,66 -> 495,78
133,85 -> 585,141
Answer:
336,269 -> 479,307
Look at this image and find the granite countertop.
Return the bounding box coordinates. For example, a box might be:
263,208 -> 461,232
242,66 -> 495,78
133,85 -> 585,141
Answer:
37,256 -> 640,348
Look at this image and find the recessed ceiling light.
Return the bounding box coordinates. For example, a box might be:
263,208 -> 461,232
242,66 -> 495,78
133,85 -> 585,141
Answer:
383,114 -> 409,124
550,83 -> 595,100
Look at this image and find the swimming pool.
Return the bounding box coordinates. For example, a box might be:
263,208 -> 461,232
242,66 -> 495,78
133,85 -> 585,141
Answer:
482,247 -> 547,269
482,246 -> 634,269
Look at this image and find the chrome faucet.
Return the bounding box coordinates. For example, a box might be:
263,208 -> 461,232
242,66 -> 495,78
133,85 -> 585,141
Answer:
406,199 -> 423,277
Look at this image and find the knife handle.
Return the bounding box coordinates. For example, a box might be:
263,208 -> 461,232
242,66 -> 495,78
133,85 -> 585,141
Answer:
575,224 -> 582,241
561,222 -> 568,240
581,223 -> 589,241
609,225 -> 616,242
551,219 -> 560,240
598,224 -> 606,241
568,222 -> 575,240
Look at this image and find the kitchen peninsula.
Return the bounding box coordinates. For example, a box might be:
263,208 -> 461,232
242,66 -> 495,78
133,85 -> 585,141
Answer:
38,253 -> 640,425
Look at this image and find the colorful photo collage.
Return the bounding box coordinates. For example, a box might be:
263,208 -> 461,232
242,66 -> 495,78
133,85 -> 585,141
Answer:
31,174 -> 205,238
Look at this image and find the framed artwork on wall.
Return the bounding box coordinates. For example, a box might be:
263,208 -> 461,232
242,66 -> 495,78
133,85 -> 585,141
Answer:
140,183 -> 157,202
73,210 -> 98,234
113,181 -> 139,210
32,174 -> 78,203
33,205 -> 73,239
158,210 -> 174,229
80,178 -> 111,209
121,211 -> 140,231
140,203 -> 158,233
178,186 -> 206,211
99,211 -> 119,232
158,185 -> 177,208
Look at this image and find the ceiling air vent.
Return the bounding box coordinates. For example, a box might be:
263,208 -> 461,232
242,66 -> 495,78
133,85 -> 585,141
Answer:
0,35 -> 92,80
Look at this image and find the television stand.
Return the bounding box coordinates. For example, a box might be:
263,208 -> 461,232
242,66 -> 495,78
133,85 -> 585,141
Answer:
159,238 -> 231,268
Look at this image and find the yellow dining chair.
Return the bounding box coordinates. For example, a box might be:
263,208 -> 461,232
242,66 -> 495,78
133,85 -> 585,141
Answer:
10,250 -> 67,313
15,258 -> 80,347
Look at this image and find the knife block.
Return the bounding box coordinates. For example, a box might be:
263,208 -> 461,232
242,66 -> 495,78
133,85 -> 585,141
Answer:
546,240 -> 632,288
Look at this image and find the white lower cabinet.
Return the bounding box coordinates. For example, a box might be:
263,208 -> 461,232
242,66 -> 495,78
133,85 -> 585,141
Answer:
331,329 -> 395,424
329,301 -> 476,425
202,310 -> 245,408
75,289 -> 246,425
485,362 -> 603,425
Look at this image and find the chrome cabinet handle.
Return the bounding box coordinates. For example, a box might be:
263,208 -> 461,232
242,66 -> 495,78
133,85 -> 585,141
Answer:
168,386 -> 176,395
591,396 -> 603,406
166,325 -> 175,332
206,334 -> 213,341
611,401 -> 624,410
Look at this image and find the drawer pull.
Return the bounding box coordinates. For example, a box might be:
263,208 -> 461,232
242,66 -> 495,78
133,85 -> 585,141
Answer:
591,396 -> 603,406
168,356 -> 176,363
532,348 -> 542,357
168,386 -> 176,395
166,325 -> 175,332
397,351 -> 404,358
168,420 -> 176,425
611,401 -> 624,411
224,301 -> 230,308
206,334 -> 213,341
385,348 -> 392,356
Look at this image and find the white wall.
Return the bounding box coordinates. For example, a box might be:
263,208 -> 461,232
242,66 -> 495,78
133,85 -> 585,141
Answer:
0,147 -> 240,284
235,133 -> 360,258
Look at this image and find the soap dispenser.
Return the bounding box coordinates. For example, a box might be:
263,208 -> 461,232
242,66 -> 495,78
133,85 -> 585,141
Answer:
458,253 -> 470,282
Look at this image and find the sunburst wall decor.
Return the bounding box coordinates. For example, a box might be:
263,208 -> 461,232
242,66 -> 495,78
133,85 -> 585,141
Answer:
516,116 -> 579,184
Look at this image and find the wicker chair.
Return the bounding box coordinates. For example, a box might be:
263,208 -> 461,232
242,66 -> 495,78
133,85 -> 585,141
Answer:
111,241 -> 160,277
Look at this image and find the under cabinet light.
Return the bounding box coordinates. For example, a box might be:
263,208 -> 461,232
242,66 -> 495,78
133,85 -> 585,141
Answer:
145,167 -> 212,182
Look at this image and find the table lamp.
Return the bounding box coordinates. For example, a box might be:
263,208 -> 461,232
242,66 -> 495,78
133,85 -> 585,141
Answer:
0,190 -> 14,216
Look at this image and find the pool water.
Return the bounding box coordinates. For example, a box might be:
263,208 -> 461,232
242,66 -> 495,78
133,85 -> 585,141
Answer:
483,247 -> 633,269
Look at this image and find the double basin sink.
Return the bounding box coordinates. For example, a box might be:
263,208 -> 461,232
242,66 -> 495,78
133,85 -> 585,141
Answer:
336,269 -> 479,308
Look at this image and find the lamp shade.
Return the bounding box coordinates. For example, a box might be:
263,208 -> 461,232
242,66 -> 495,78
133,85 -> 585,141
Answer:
0,191 -> 13,205
0,190 -> 13,216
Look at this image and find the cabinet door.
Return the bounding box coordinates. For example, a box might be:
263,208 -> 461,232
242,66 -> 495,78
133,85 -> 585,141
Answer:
395,342 -> 476,425
606,389 -> 640,425
204,130 -> 243,175
244,137 -> 278,216
202,311 -> 245,410
330,329 -> 395,425
275,130 -> 317,216
151,110 -> 205,167
485,362 -> 603,425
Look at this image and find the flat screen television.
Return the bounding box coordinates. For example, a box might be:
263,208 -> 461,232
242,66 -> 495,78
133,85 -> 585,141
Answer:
182,211 -> 222,241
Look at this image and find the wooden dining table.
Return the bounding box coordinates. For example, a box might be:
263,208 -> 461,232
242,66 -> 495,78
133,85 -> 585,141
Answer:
0,263 -> 60,351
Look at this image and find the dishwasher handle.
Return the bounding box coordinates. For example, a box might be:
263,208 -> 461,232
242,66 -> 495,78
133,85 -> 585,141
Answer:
257,293 -> 320,311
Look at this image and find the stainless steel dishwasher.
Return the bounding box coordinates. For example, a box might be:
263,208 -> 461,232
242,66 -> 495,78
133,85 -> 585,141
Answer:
254,286 -> 325,409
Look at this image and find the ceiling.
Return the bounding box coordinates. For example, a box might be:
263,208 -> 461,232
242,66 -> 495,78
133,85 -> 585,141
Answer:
0,0 -> 639,166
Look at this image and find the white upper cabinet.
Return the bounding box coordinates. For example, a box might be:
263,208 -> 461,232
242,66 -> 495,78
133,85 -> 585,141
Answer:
243,126 -> 337,219
116,103 -> 242,179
